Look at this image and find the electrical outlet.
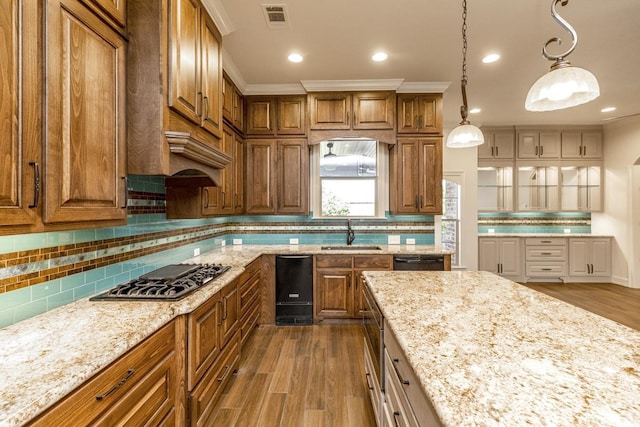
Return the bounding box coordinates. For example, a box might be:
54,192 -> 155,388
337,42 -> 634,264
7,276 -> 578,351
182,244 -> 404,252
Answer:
406,238 -> 416,245
289,238 -> 299,245
233,239 -> 243,245
221,241 -> 226,247
488,228 -> 495,234
193,248 -> 200,256
388,235 -> 401,245
564,228 -> 571,234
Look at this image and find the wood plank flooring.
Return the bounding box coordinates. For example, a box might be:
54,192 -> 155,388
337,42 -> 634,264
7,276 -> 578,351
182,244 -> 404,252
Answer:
523,282 -> 640,331
210,325 -> 376,427
211,282 -> 640,426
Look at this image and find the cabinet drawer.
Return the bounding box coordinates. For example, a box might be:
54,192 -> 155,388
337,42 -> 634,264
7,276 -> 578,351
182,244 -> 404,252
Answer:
354,255 -> 392,269
384,350 -> 419,427
30,321 -> 177,426
525,246 -> 567,261
239,269 -> 260,313
189,332 -> 240,427
526,263 -> 567,276
364,339 -> 382,423
315,255 -> 353,268
525,237 -> 566,246
187,292 -> 222,391
240,300 -> 260,347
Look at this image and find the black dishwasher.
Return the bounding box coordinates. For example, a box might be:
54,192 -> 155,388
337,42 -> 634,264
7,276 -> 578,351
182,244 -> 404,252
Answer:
275,255 -> 313,325
393,254 -> 445,271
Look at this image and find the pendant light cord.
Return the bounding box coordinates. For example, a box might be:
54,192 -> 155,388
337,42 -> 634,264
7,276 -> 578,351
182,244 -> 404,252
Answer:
459,0 -> 470,124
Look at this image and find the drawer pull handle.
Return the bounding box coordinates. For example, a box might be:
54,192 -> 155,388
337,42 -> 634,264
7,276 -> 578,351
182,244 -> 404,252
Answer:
392,358 -> 410,386
365,372 -> 374,390
29,162 -> 40,208
217,365 -> 231,382
96,369 -> 135,401
541,268 -> 552,271
540,240 -> 552,243
541,252 -> 552,255
393,411 -> 401,427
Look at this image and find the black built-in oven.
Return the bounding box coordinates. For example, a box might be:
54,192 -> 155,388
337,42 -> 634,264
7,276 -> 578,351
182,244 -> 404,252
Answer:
363,282 -> 383,390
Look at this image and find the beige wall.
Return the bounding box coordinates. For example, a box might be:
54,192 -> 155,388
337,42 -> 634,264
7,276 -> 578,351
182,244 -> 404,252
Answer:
594,115 -> 640,287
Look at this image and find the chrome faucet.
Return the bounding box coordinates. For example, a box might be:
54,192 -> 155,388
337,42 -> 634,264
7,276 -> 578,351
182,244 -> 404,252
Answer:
346,219 -> 356,246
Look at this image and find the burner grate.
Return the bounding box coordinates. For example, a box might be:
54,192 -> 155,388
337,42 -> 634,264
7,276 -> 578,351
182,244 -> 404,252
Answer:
90,264 -> 231,301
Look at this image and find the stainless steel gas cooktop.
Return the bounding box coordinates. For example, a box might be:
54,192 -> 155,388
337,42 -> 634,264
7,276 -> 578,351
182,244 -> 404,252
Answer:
90,263 -> 231,301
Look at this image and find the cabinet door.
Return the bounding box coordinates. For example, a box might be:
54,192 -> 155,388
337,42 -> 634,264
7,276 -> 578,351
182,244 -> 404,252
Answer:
246,96 -> 276,135
222,74 -> 234,123
517,133 -> 539,159
478,238 -> 500,273
233,87 -> 244,130
493,132 -> 515,159
539,132 -> 560,158
498,238 -> 521,276
201,187 -> 221,215
245,140 -> 276,213
560,131 -> 582,159
394,140 -> 420,213
396,94 -> 420,133
277,139 -> 309,214
397,94 -> 442,134
418,139 -> 443,213
309,92 -> 351,130
0,0 -> 39,226
590,238 -> 611,276
568,239 -> 590,276
477,134 -> 495,159
200,14 -> 222,138
581,132 -> 603,159
220,282 -> 239,349
187,293 -> 222,390
352,92 -> 395,130
44,0 -> 127,223
315,268 -> 353,318
168,0 -> 201,124
82,0 -> 126,29
278,96 -> 306,135
218,127 -> 235,214
233,135 -> 244,213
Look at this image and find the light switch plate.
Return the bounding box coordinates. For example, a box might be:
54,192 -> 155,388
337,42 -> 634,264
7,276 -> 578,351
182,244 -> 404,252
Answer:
488,228 -> 495,234
564,229 -> 571,234
388,235 -> 401,245
406,238 -> 416,245
289,238 -> 299,244
221,241 -> 226,247
233,239 -> 243,245
193,248 -> 200,256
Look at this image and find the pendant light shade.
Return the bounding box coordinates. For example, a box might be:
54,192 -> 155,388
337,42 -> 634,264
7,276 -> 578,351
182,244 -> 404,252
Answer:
525,64 -> 599,111
446,0 -> 484,149
525,0 -> 599,112
446,123 -> 485,148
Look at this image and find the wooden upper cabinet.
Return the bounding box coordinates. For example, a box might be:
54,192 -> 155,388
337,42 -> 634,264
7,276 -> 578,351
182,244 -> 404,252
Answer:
168,0 -> 222,139
277,140 -> 309,214
396,94 -> 443,134
222,73 -> 244,131
44,0 -> 127,224
391,138 -> 443,214
309,92 -> 394,131
200,15 -> 223,138
245,140 -> 276,213
232,134 -> 245,213
0,0 -> 40,227
245,95 -> 306,135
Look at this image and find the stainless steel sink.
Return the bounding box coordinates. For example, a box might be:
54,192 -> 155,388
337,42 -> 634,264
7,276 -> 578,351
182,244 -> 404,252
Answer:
321,245 -> 382,251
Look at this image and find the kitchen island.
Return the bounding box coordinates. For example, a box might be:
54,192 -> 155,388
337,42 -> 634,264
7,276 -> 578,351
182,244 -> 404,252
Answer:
363,270 -> 640,426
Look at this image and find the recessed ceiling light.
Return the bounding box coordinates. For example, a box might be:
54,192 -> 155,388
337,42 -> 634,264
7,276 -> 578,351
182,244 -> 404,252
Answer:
482,54 -> 500,64
288,53 -> 303,63
372,52 -> 388,62
469,108 -> 481,114
601,106 -> 616,113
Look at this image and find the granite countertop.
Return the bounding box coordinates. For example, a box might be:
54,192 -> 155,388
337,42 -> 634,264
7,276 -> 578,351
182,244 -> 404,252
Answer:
363,270 -> 640,427
477,233 -> 614,238
0,244 -> 447,426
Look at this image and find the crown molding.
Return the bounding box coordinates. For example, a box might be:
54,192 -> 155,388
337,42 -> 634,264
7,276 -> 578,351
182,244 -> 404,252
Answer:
300,79 -> 405,92
243,84 -> 307,96
397,82 -> 451,93
201,0 -> 235,35
221,49 -> 247,92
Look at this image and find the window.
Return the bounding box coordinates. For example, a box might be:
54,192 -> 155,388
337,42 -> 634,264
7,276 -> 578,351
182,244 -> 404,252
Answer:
318,139 -> 379,217
442,179 -> 461,265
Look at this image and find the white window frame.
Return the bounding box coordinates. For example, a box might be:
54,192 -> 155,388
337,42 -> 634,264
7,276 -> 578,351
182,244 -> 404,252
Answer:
310,141 -> 389,219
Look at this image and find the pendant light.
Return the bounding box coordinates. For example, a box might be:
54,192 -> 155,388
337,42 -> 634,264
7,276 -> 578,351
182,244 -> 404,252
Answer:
525,0 -> 599,112
446,0 -> 484,149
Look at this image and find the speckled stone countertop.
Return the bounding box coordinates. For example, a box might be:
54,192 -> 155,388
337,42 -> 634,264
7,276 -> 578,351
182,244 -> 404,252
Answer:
0,244 -> 446,426
363,270 -> 640,427
477,233 -> 613,238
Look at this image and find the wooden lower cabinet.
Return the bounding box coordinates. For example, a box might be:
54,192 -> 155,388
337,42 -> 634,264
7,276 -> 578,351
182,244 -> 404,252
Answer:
315,255 -> 391,321
238,259 -> 262,347
29,319 -> 186,426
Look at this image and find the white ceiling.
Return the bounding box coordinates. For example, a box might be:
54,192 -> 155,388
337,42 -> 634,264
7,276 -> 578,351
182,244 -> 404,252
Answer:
206,0 -> 640,130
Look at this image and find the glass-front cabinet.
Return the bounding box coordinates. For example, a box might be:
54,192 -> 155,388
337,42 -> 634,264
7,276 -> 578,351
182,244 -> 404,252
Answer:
561,165 -> 602,211
478,166 -> 513,211
517,166 -> 559,211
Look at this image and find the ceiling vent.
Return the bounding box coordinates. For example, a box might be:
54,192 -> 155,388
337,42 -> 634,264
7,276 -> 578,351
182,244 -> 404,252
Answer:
262,4 -> 290,29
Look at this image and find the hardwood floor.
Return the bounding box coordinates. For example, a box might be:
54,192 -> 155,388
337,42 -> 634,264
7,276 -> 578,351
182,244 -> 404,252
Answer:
211,282 -> 640,426
210,325 -> 376,427
523,282 -> 640,331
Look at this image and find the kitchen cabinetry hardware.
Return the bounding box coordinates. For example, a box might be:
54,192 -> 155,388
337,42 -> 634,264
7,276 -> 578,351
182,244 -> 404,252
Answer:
393,411 -> 401,426
391,358 -> 410,386
120,176 -> 127,209
95,369 -> 135,401
365,372 -> 374,390
203,188 -> 210,208
216,365 -> 231,382
29,162 -> 40,208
